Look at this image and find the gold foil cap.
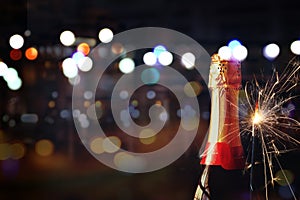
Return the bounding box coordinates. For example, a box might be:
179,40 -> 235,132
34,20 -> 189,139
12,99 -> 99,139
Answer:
208,54 -> 241,89
211,54 -> 221,63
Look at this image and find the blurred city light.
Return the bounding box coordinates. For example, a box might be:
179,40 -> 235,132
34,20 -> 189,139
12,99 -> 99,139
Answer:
98,28 -> 114,43
290,40 -> 300,55
119,58 -> 135,74
77,42 -> 90,55
60,30 -> 76,46
181,52 -> 196,69
228,39 -> 241,50
78,56 -> 93,72
0,61 -> 8,76
218,46 -> 232,60
9,34 -> 24,49
158,51 -> 173,66
263,43 -> 280,60
25,47 -> 38,60
232,45 -> 248,61
143,52 -> 157,66
153,45 -> 166,57
62,58 -> 78,78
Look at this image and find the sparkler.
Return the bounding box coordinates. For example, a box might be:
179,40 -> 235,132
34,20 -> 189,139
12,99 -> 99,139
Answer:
239,57 -> 300,199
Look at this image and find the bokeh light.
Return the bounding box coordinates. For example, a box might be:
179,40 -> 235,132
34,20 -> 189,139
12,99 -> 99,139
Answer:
24,30 -> 31,37
263,43 -> 280,60
275,169 -> 295,186
131,99 -> 139,107
7,77 -> 22,90
48,100 -> 55,108
78,56 -> 93,72
84,91 -> 93,100
182,116 -> 199,131
21,113 -> 39,123
35,139 -> 54,156
181,52 -> 196,69
98,28 -> 113,43
83,101 -> 91,108
158,51 -> 173,66
218,46 -> 232,60
95,100 -> 102,108
73,109 -> 81,118
153,45 -> 166,57
140,128 -> 156,145
60,30 -> 75,46
84,100 -> 91,108
143,52 -> 157,66
60,109 -> 71,119
87,103 -> 102,120
9,34 -> 24,49
114,152 -> 146,172
228,39 -> 241,50
146,90 -> 156,99
184,81 -> 202,97
139,128 -> 156,139
80,120 -> 90,129
90,137 -> 104,154
119,58 -> 135,74
10,143 -> 26,159
232,45 -> 248,61
114,152 -> 132,170
131,99 -> 139,106
290,40 -> 300,55
103,136 -> 121,153
62,58 -> 78,78
155,100 -> 162,106
130,108 -> 140,119
93,101 -> 100,107
78,113 -> 90,128
111,43 -> 124,54
72,51 -> 85,64
3,67 -> 18,83
77,42 -> 90,55
140,136 -> 156,145
159,111 -> 168,121
0,61 -> 8,76
25,47 -> 38,60
119,90 -> 129,99
178,105 -> 196,119
141,68 -> 160,85
10,49 -> 22,61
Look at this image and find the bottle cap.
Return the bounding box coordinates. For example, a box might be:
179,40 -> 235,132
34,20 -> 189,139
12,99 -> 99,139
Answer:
209,54 -> 241,89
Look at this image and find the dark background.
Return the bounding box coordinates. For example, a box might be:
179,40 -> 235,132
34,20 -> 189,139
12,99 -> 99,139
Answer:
0,0 -> 300,199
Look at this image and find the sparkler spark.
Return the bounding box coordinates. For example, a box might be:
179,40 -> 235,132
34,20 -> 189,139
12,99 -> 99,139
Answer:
252,104 -> 263,125
239,57 -> 300,199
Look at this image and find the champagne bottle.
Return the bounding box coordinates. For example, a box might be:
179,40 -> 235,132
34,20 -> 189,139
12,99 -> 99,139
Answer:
194,54 -> 245,200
